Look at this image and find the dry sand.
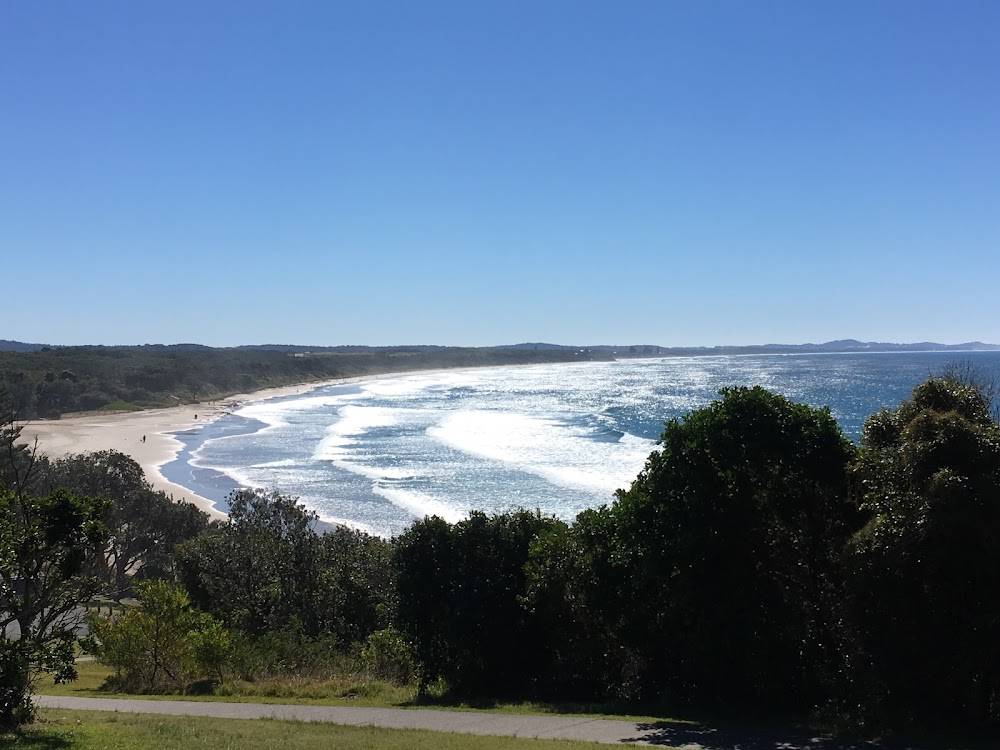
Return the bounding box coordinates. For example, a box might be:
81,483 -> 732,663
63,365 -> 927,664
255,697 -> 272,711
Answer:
14,380 -> 343,520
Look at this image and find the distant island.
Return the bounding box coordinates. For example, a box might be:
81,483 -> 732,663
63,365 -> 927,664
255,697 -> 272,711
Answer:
1,338 -> 997,419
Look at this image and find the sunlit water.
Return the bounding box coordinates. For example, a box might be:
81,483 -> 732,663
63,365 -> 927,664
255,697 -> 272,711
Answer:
161,352 -> 1000,537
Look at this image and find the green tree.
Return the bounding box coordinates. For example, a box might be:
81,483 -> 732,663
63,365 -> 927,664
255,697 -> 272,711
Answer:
176,490 -> 322,636
176,489 -> 393,644
523,508 -> 631,699
579,387 -> 857,708
0,486 -> 107,729
847,375 -> 1000,725
85,578 -> 228,692
394,509 -> 562,697
315,526 -> 395,644
1,394 -> 106,728
40,451 -> 210,596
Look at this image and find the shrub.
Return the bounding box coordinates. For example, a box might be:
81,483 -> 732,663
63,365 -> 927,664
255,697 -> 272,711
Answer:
361,627 -> 417,684
85,579 -> 228,692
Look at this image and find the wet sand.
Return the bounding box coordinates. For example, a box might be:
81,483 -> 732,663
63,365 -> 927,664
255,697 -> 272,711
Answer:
15,381 -> 341,519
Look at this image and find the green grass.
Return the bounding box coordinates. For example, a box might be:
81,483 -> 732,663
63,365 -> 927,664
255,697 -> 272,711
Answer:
98,401 -> 144,412
1,709 -> 618,750
35,662 -> 684,725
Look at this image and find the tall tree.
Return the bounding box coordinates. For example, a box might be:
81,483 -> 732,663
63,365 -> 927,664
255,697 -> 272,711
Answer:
0,395 -> 108,729
177,489 -> 392,643
0,485 -> 106,728
394,509 -> 562,697
595,387 -> 858,708
40,451 -> 210,596
847,375 -> 1000,725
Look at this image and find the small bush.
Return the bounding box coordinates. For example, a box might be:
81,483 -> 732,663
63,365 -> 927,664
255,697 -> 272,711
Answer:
361,627 -> 417,684
226,625 -> 342,682
85,579 -> 228,693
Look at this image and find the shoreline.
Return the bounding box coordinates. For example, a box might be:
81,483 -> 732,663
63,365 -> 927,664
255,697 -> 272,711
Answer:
14,377 -> 366,519
13,363 -> 559,519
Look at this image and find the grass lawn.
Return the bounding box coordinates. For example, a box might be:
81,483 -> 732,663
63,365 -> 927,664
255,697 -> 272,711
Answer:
0,709 -> 618,750
34,662 -> 686,725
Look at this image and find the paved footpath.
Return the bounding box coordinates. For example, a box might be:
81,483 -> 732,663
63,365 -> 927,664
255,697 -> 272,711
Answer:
36,695 -> 667,745
35,695 -> 896,748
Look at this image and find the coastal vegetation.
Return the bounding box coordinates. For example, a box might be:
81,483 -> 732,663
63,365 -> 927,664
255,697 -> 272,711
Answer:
2,369 -> 999,737
0,344 -> 612,420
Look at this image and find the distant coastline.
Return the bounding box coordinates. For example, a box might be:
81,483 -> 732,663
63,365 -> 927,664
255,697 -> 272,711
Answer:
3,336 -> 999,355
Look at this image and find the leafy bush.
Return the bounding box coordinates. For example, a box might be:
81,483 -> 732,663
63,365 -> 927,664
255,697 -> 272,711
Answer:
361,627 -> 417,684
85,579 -> 228,692
0,641 -> 33,730
226,625 -> 343,682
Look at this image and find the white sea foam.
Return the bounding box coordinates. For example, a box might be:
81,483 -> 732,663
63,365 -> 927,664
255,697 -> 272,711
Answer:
202,463 -> 259,491
234,392 -> 364,430
327,460 -> 413,482
311,405 -> 404,461
249,458 -> 299,469
371,484 -> 464,524
361,370 -> 486,396
426,410 -> 654,498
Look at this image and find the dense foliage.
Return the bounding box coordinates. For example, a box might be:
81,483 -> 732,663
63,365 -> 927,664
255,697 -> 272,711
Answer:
0,408 -> 108,729
395,510 -> 562,696
524,387 -> 860,709
38,451 -> 211,595
177,489 -> 394,645
845,377 -> 1000,726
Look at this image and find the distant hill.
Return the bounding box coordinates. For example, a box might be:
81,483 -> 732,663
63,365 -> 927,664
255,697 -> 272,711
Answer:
3,338 -> 998,356
501,340 -> 1000,356
3,337 -> 999,355
0,340 -> 52,352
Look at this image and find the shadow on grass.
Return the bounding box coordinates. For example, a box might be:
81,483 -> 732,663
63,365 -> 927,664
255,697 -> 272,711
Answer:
0,729 -> 73,749
622,721 -> 878,749
621,720 -> 998,750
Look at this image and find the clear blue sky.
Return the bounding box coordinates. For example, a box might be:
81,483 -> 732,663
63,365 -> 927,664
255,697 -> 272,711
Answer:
3,1 -> 998,347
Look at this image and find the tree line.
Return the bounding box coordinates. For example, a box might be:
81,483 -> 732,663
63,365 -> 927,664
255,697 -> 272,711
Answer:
0,344 -> 609,419
2,370 -> 999,732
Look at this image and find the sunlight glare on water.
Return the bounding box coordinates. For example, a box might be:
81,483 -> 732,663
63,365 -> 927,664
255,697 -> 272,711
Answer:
169,352 -> 1000,537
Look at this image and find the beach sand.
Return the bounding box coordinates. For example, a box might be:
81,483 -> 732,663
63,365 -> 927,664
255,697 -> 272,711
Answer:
14,380 -> 342,520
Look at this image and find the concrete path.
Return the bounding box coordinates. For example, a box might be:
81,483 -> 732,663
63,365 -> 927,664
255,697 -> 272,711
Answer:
36,695 -> 661,745
35,695 -> 895,748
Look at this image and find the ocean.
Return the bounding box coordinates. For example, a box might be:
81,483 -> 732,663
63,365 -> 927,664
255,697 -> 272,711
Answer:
161,351 -> 1000,537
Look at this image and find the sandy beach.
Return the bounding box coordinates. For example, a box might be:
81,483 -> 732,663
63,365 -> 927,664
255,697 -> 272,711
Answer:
14,380 -> 346,520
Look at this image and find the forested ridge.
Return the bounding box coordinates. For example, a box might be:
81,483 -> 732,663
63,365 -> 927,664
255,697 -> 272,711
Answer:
2,368 -> 999,735
0,344 -> 611,419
